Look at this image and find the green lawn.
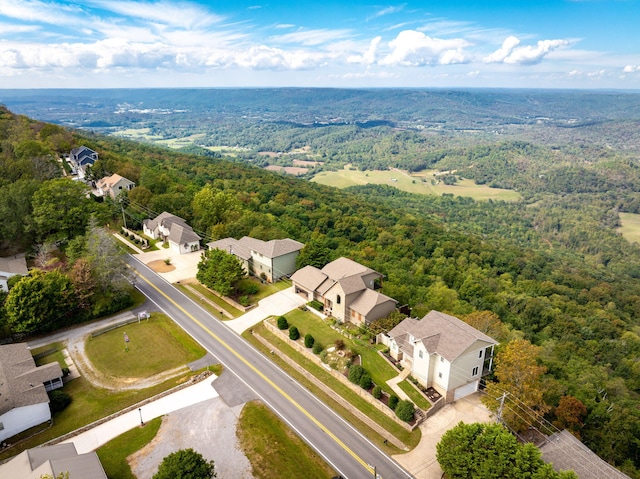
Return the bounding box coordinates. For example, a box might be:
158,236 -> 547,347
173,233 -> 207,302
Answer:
245,323 -> 420,450
97,417 -> 162,479
618,212 -> 640,244
312,166 -> 521,202
176,283 -> 243,318
398,380 -> 432,411
284,309 -> 399,394
85,314 -> 206,378
237,401 -> 337,479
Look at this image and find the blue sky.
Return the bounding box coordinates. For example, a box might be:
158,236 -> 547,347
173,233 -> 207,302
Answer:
0,0 -> 638,89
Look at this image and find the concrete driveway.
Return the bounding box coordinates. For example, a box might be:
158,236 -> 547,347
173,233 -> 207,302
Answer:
226,288 -> 307,333
133,248 -> 204,283
393,393 -> 493,479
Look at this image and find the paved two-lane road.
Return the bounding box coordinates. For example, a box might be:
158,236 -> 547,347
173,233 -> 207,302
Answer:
129,255 -> 414,479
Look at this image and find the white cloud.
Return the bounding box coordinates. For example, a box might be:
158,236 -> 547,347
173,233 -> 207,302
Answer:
624,65 -> 640,73
484,36 -> 568,65
0,0 -> 83,26
0,22 -> 39,34
380,30 -> 470,66
347,36 -> 381,64
270,29 -> 352,46
367,4 -> 406,21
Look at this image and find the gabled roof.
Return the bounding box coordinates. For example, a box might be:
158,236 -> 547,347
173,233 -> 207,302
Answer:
320,257 -> 378,280
349,288 -> 397,316
96,173 -> 132,190
0,254 -> 28,276
290,265 -> 329,292
207,238 -> 251,260
0,443 -> 108,479
168,223 -> 201,245
0,343 -> 63,415
239,236 -> 304,258
388,310 -> 498,362
144,211 -> 188,232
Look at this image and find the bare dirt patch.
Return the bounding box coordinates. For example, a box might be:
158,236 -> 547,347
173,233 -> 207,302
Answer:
147,259 -> 176,273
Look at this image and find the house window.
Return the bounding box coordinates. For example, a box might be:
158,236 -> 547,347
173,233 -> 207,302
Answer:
440,356 -> 444,362
337,295 -> 341,304
479,350 -> 483,358
472,366 -> 479,376
438,372 -> 442,379
0,422 -> 3,431
419,350 -> 423,359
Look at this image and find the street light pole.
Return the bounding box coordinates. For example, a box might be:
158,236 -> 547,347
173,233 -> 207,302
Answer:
138,408 -> 144,426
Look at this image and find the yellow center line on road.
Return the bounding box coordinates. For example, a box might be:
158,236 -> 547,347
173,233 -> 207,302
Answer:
135,270 -> 374,475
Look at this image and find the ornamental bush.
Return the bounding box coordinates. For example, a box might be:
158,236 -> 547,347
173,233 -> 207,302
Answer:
388,394 -> 399,410
395,399 -> 415,422
348,364 -> 365,384
359,372 -> 372,390
312,342 -> 323,354
48,390 -> 72,413
277,316 -> 289,330
304,333 -> 315,348
289,325 -> 300,340
372,385 -> 382,399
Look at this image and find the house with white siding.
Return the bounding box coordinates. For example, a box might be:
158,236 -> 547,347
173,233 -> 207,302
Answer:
380,310 -> 497,403
143,211 -> 201,254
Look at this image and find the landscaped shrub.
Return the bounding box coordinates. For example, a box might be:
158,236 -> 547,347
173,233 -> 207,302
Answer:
359,372 -> 372,390
48,390 -> 72,413
348,364 -> 365,384
304,334 -> 315,348
238,295 -> 250,306
242,283 -> 259,295
289,326 -> 300,340
372,385 -> 382,399
388,394 -> 399,410
335,339 -> 345,350
395,400 -> 415,422
309,300 -> 324,311
312,342 -> 323,354
277,316 -> 289,330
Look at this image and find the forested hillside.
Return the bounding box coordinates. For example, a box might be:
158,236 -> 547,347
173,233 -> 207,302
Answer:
1,101 -> 640,476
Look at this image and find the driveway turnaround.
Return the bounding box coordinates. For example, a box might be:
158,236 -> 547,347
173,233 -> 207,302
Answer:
226,288 -> 307,333
62,376 -> 219,454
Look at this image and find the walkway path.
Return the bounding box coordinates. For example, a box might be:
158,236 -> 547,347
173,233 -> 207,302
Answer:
61,375 -> 219,454
226,288 -> 306,333
386,367 -> 412,402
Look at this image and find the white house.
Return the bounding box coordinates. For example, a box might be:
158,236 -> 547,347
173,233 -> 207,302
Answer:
143,211 -> 201,254
0,254 -> 28,292
0,343 -> 63,442
291,257 -> 397,326
0,443 -> 108,479
381,310 -> 498,403
207,236 -> 304,282
95,173 -> 135,199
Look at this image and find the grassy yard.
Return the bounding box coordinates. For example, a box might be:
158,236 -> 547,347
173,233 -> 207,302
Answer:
85,314 -> 206,378
238,277 -> 291,302
398,380 -> 432,411
176,282 -> 243,318
245,323 -> 421,451
312,166 -> 521,202
97,417 -> 162,479
283,309 -> 399,395
237,401 -> 337,479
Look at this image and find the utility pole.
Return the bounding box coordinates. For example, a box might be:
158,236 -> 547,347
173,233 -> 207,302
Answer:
496,392 -> 508,425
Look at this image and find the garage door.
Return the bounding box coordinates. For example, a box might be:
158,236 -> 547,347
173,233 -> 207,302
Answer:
454,380 -> 479,401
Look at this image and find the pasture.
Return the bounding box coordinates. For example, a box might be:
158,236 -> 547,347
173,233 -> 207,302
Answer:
312,166 -> 521,202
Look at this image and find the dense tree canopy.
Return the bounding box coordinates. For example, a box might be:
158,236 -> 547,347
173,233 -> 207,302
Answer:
196,248 -> 246,296
152,448 -> 216,479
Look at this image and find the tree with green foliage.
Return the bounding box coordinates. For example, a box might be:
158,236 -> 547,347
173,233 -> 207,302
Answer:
152,448 -> 216,479
395,400 -> 415,422
359,372 -> 372,390
304,333 -> 315,348
348,364 -> 365,385
277,315 -> 289,330
436,422 -> 577,479
192,185 -> 239,238
289,325 -> 300,340
295,234 -> 333,269
388,394 -> 399,410
196,248 -> 245,296
5,270 -> 75,334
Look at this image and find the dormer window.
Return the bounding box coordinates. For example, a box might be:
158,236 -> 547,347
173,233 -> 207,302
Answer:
337,295 -> 341,304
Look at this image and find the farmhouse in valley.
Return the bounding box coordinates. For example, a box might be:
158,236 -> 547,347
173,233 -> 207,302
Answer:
143,211 -> 201,254
379,310 -> 498,403
207,236 -> 304,283
291,257 -> 397,326
0,343 -> 63,442
0,254 -> 28,292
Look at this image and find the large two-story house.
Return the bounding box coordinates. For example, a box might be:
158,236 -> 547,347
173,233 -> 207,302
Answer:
69,146 -> 98,172
143,211 -> 201,254
95,173 -> 135,200
207,236 -> 304,283
380,310 -> 498,403
0,343 -> 63,442
291,257 -> 397,326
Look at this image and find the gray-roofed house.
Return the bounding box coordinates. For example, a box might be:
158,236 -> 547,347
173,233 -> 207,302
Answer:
379,310 -> 498,403
0,254 -> 28,292
0,443 -> 108,479
0,343 -> 63,442
207,236 -> 304,282
69,145 -> 98,171
143,211 -> 201,254
290,257 -> 397,326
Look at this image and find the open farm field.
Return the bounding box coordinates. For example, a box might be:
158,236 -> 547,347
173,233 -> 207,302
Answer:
617,212 -> 640,244
312,167 -> 521,201
111,127 -> 164,140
